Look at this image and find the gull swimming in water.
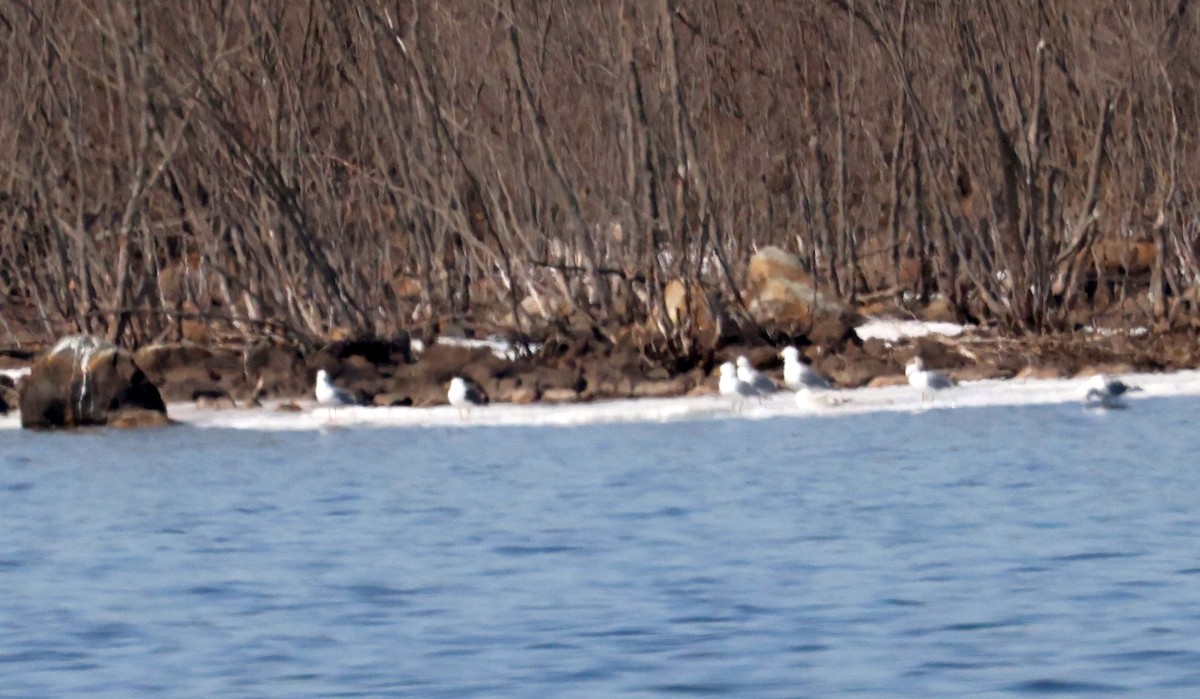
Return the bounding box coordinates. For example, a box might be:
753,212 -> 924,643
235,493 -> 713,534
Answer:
905,357 -> 955,403
315,369 -> 357,407
780,346 -> 832,391
1083,374 -> 1142,409
448,376 -> 488,418
736,355 -> 778,395
719,361 -> 760,411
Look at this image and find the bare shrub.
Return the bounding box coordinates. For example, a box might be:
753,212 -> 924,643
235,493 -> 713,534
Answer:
0,0 -> 1196,353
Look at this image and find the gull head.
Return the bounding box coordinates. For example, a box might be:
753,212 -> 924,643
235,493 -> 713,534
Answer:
780,346 -> 801,363
316,369 -> 331,386
736,355 -> 753,371
719,361 -> 737,379
449,376 -> 467,393
905,357 -> 925,376
1086,374 -> 1110,392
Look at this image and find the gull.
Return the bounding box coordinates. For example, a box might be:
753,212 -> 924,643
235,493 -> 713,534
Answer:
719,361 -> 760,412
795,384 -> 850,410
1083,374 -> 1142,409
315,369 -> 357,407
448,376 -> 488,418
780,346 -> 832,391
905,357 -> 955,403
736,355 -> 778,395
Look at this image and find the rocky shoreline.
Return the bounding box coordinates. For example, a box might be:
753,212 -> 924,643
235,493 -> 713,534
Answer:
1,316 -> 1195,429
1,249 -> 1195,429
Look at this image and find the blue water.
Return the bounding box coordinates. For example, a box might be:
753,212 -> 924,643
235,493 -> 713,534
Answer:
2,399 -> 1200,697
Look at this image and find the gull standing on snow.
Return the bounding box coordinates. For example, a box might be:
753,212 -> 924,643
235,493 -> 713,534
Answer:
905,357 -> 955,403
448,376 -> 488,418
780,346 -> 832,391
736,355 -> 778,395
719,361 -> 760,411
1083,374 -> 1142,409
315,369 -> 357,407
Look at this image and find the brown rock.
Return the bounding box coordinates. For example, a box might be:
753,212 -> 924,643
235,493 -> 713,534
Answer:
276,401 -> 303,412
856,301 -> 890,317
632,378 -> 690,398
520,293 -> 570,321
586,372 -> 635,399
950,365 -> 1010,382
134,342 -> 214,374
372,392 -> 414,407
407,343 -> 499,385
134,342 -> 255,403
743,246 -> 861,345
1015,366 -> 1067,381
244,341 -> 307,398
540,388 -> 579,403
20,335 -> 167,429
510,386 -> 539,405
660,279 -> 732,345
108,408 -> 173,429
920,297 -> 959,324
828,356 -> 892,388
867,374 -> 909,388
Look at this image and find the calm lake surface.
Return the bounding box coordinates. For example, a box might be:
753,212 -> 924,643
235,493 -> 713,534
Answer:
2,399 -> 1200,697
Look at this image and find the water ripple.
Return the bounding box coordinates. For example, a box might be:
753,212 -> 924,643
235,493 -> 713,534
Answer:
1,404 -> 1199,695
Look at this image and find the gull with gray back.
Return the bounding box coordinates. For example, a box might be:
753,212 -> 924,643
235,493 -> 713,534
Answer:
905,357 -> 955,403
1083,374 -> 1142,409
719,361 -> 760,412
780,346 -> 832,391
736,355 -> 778,395
315,369 -> 357,407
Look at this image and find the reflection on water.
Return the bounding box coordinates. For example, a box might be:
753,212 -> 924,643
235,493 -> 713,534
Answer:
2,399 -> 1200,696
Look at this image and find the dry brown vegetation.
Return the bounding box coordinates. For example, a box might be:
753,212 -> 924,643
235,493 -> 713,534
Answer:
1,0 -> 1199,356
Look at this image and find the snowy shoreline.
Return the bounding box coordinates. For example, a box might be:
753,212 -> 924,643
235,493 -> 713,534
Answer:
0,318 -> 1191,432
0,367 -> 1178,432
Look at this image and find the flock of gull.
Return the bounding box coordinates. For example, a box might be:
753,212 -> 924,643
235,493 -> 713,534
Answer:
716,348 -> 962,411
716,347 -> 1142,412
314,347 -> 1144,418
315,368 -> 488,416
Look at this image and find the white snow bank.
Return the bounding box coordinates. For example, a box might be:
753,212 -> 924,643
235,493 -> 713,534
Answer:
855,318 -> 967,343
0,367 -> 1169,432
428,335 -> 541,361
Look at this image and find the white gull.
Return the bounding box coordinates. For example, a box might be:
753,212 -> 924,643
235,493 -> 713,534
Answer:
736,355 -> 778,395
315,369 -> 358,407
905,357 -> 955,403
719,361 -> 760,411
780,346 -> 832,391
448,376 -> 488,418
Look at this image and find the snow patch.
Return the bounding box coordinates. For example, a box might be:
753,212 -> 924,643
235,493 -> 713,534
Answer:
46,367 -> 1182,433
434,335 -> 541,361
1082,326 -> 1150,338
855,318 -> 968,343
